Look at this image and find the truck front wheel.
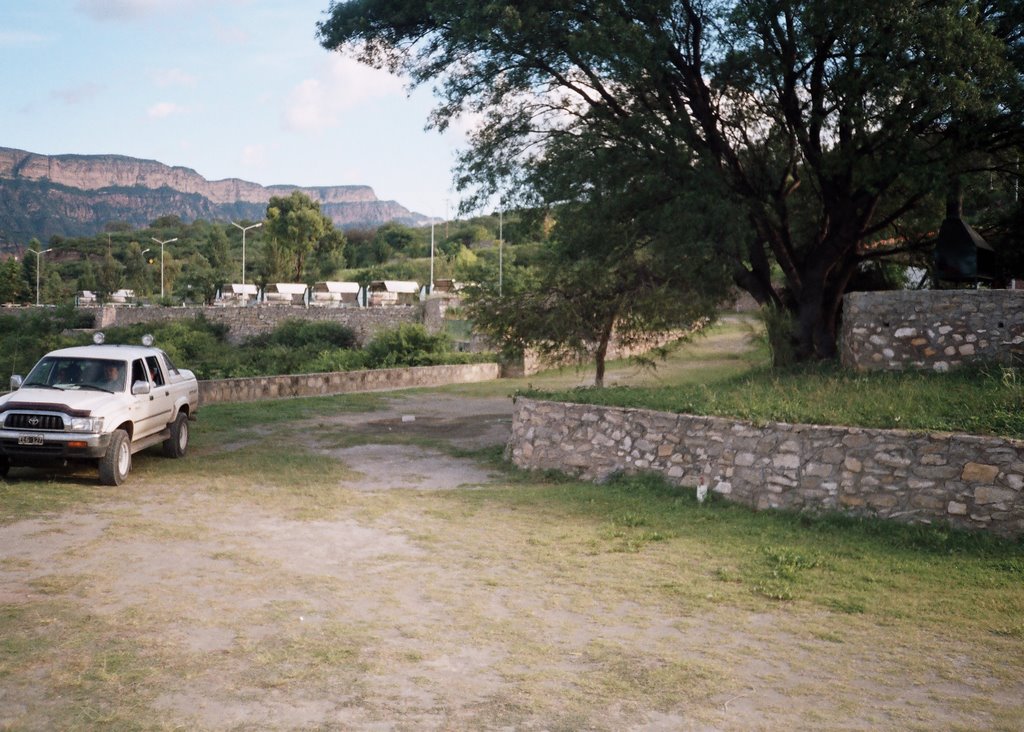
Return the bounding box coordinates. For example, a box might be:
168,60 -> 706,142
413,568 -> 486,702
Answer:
99,429 -> 131,486
162,412 -> 189,458
0,457 -> 8,478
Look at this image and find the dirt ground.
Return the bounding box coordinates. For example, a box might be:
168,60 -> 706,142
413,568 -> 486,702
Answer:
2,388 -> 1022,730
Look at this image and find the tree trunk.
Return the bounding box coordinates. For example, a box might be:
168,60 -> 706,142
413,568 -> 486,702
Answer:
792,251 -> 844,361
593,318 -> 615,388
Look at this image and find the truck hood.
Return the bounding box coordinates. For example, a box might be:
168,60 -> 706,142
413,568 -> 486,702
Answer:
0,387 -> 126,416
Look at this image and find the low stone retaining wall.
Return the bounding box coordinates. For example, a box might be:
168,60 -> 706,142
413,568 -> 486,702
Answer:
841,290 -> 1024,371
199,362 -> 500,404
508,398 -> 1024,538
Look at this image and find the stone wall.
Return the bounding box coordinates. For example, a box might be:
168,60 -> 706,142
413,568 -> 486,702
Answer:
841,290 -> 1024,372
199,362 -> 500,404
508,398 -> 1024,538
83,304 -> 420,345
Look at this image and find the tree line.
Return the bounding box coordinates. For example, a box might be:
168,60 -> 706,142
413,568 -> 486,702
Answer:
0,191 -> 534,305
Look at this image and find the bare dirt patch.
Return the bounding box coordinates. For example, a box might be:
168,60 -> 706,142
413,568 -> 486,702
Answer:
1,388 -> 1021,731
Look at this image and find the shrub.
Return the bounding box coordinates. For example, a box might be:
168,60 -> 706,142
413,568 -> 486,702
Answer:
251,320 -> 357,350
363,323 -> 453,368
101,317 -> 231,379
306,348 -> 368,372
1,306 -> 97,377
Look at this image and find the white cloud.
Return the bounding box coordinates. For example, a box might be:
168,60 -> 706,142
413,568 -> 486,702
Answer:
283,79 -> 331,133
51,83 -> 104,106
240,144 -> 267,168
0,30 -> 49,47
282,54 -> 405,134
153,68 -> 197,87
75,0 -> 235,22
211,20 -> 250,46
76,0 -> 168,21
147,101 -> 184,119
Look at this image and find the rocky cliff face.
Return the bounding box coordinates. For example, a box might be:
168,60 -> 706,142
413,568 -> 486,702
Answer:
0,146 -> 427,244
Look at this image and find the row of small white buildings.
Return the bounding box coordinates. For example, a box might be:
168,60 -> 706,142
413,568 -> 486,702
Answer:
78,280 -> 461,308
222,280 -> 426,307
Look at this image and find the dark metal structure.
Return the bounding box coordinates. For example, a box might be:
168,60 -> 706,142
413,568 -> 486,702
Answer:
933,188 -> 996,284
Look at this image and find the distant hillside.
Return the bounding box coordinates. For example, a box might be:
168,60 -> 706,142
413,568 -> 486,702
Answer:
0,146 -> 429,246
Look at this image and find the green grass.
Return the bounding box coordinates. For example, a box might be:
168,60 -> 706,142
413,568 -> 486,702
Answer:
0,479 -> 104,525
522,329 -> 1024,439
0,600 -> 170,729
448,471 -> 1024,636
192,391 -> 387,436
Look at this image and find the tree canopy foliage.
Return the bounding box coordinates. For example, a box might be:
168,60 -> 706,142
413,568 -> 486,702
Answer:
319,0 -> 1024,360
264,191 -> 339,281
463,126 -> 734,384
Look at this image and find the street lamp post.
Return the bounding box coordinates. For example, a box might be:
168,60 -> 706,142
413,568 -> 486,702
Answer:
231,221 -> 262,285
498,203 -> 503,297
27,247 -> 53,306
151,237 -> 178,299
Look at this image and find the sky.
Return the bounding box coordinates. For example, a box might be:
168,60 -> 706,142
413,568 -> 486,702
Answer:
1,0 -> 469,219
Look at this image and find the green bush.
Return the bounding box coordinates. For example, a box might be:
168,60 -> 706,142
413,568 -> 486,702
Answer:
306,348 -> 368,372
250,320 -> 357,350
101,317 -> 232,380
1,306 -> 95,377
4,312 -> 492,383
363,323 -> 453,368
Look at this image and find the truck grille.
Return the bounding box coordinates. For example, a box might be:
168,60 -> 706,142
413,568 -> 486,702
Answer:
4,413 -> 65,431
0,438 -> 66,458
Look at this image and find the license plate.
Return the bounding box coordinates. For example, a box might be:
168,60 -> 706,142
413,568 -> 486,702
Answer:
18,435 -> 45,446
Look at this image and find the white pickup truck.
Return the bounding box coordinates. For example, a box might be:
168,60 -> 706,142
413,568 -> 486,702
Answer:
0,336 -> 199,485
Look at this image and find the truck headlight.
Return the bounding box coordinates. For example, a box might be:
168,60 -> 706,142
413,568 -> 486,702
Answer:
68,416 -> 104,433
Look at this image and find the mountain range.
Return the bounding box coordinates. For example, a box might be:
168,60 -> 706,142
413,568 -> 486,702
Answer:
0,146 -> 429,249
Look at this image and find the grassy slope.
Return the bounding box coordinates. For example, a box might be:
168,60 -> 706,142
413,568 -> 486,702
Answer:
502,316 -> 1024,440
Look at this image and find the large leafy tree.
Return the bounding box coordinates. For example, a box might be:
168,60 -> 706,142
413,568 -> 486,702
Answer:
205,226 -> 235,289
0,257 -> 23,303
124,241 -> 152,296
464,144 -> 732,385
265,191 -> 334,281
319,0 -> 1024,360
97,247 -> 125,298
464,221 -> 723,387
309,229 -> 348,281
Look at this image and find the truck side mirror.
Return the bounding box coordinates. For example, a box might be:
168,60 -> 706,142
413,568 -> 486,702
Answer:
131,380 -> 152,396
9,375 -> 23,391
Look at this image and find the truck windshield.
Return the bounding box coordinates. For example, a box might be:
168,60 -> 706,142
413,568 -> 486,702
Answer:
25,357 -> 127,393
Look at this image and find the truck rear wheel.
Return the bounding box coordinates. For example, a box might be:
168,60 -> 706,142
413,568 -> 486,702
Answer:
162,412 -> 189,458
99,429 -> 131,486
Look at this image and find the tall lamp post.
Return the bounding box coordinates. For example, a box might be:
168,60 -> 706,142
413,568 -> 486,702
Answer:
27,247 -> 53,306
151,237 -> 178,299
231,221 -> 262,285
498,202 -> 503,297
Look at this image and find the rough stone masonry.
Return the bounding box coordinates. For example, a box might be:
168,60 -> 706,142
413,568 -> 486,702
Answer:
508,398 -> 1024,538
841,290 -> 1024,372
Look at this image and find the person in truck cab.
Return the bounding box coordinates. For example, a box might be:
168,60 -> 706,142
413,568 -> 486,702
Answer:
97,362 -> 125,392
